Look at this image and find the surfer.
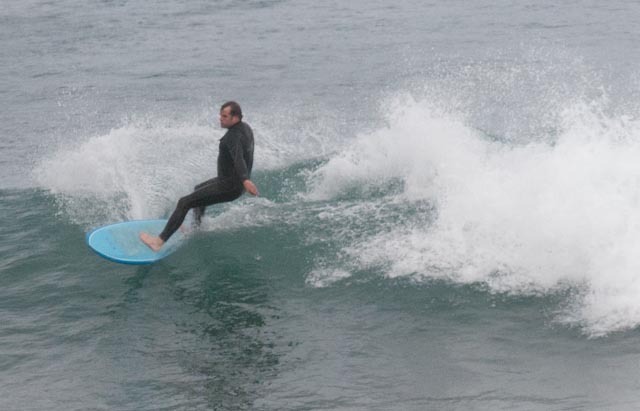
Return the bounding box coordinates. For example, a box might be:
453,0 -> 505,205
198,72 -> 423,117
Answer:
140,101 -> 258,251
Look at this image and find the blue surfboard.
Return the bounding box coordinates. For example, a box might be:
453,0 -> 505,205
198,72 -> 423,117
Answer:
86,219 -> 185,265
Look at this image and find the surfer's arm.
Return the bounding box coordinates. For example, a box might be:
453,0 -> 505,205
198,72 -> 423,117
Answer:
225,135 -> 258,195
227,135 -> 250,182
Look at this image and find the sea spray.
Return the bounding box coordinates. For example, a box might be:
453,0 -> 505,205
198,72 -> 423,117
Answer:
34,119 -> 215,226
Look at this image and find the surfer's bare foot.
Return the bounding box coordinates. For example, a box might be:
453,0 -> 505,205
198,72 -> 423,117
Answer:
139,232 -> 164,252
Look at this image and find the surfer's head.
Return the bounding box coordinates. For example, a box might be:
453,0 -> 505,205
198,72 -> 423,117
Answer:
220,101 -> 243,128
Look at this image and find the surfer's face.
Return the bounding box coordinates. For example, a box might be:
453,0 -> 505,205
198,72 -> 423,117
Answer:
219,107 -> 240,129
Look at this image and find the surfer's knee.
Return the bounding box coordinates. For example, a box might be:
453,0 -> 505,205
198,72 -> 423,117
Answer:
176,196 -> 191,211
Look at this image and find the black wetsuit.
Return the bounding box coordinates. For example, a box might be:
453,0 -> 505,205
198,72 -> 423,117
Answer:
159,121 -> 254,241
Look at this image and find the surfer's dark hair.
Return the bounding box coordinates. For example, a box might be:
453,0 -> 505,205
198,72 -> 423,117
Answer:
221,101 -> 243,120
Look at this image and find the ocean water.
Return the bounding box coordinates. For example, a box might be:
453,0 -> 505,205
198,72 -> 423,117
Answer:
3,0 -> 640,409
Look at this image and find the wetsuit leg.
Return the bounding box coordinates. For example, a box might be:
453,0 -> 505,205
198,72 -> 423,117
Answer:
192,179 -> 214,226
159,178 -> 243,242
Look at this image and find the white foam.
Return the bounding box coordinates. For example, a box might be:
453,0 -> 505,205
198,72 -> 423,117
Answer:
306,268 -> 352,288
308,94 -> 640,336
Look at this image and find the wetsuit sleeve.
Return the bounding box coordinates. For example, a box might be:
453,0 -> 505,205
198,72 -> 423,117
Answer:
227,134 -> 250,182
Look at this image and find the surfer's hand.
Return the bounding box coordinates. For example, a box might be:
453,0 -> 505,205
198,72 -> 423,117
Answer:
243,179 -> 259,196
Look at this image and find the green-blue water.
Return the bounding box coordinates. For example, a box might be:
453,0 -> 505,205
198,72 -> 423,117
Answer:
4,1 -> 640,409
